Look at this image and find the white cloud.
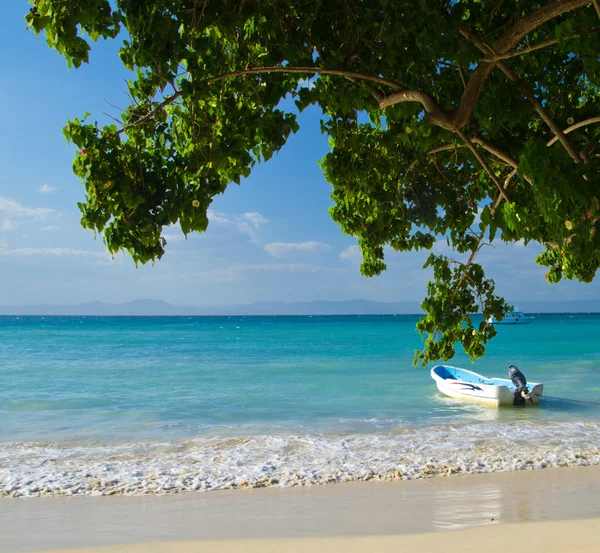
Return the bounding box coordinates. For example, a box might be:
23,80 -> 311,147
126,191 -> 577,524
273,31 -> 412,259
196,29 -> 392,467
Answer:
0,197 -> 54,218
148,263 -> 333,283
0,247 -> 105,257
340,245 -> 362,264
206,209 -> 268,243
236,220 -> 260,243
162,232 -> 185,242
187,267 -> 238,282
432,239 -> 455,254
0,197 -> 54,232
264,241 -> 331,257
93,253 -> 125,266
242,212 -> 268,228
162,210 -> 269,245
39,184 -> 56,193
243,263 -> 326,273
207,210 -> 232,225
41,225 -> 60,231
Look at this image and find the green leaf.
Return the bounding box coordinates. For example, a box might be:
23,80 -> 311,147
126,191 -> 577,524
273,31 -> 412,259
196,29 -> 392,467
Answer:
26,0 -> 600,365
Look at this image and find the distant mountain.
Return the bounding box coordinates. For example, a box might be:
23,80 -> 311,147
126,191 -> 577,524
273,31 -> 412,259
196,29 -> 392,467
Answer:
514,300 -> 600,314
0,299 -> 184,316
1,298 -> 599,316
0,299 -> 422,316
214,300 -> 423,315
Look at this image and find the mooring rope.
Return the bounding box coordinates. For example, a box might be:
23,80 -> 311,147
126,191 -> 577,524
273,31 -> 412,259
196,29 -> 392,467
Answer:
543,395 -> 600,406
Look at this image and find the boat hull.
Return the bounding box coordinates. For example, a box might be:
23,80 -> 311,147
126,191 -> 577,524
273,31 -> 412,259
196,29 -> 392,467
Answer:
487,309 -> 533,325
431,365 -> 543,407
492,320 -> 533,325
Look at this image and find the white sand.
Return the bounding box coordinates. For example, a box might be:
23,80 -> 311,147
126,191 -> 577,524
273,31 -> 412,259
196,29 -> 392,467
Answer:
41,519 -> 600,553
2,465 -> 600,553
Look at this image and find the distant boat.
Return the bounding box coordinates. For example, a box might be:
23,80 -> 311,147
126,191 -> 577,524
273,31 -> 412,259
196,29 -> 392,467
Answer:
430,365 -> 543,407
487,308 -> 532,325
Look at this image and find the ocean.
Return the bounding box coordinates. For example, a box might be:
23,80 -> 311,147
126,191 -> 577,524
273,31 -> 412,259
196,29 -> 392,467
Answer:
1,314 -> 600,496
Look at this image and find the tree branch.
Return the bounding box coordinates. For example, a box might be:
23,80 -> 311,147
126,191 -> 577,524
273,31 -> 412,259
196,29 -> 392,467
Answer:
504,169 -> 518,193
198,0 -> 209,26
458,24 -> 584,163
459,118 -> 598,193
594,0 -> 600,18
377,90 -> 449,126
499,67 -> 583,163
457,129 -> 512,203
402,159 -> 418,183
428,139 -> 519,169
451,0 -> 590,131
310,44 -> 386,105
450,150 -> 527,303
458,66 -> 468,89
493,33 -> 584,60
477,135 -> 532,186
546,116 -> 600,146
197,66 -> 403,91
427,144 -> 458,155
451,234 -> 486,301
472,137 -> 519,168
493,0 -> 590,52
119,66 -> 405,133
120,90 -> 183,133
343,75 -> 384,104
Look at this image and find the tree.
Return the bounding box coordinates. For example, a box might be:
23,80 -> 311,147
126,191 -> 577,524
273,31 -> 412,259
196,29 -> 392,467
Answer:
27,0 -> 600,364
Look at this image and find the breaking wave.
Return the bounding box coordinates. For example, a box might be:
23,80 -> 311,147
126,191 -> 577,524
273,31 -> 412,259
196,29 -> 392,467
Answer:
3,420 -> 600,497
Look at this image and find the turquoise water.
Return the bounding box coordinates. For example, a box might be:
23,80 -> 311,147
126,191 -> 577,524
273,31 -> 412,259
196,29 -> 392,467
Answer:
1,314 -> 600,496
2,314 -> 600,441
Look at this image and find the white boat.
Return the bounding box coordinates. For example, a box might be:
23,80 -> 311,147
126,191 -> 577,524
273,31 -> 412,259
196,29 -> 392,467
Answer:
430,365 -> 543,407
487,308 -> 532,325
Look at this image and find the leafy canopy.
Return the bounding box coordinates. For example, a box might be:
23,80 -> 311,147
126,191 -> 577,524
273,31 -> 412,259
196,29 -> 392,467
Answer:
27,0 -> 600,364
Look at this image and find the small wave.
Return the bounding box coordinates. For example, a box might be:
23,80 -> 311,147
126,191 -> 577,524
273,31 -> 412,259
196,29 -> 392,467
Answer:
2,399 -> 112,411
1,420 -> 599,498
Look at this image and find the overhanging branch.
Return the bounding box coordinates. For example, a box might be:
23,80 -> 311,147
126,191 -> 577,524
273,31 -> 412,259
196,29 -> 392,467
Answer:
450,234 -> 486,301
472,138 -> 519,168
119,66 -> 404,133
427,144 -> 457,155
451,0 -> 590,131
120,91 -> 183,133
492,33 -> 585,60
428,139 -> 518,169
194,66 -> 403,90
546,116 -> 600,146
458,24 -> 584,163
377,89 -> 449,126
457,130 -> 512,203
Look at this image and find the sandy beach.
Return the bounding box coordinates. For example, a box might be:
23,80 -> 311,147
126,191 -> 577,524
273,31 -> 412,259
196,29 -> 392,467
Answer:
38,519 -> 600,553
2,465 -> 599,553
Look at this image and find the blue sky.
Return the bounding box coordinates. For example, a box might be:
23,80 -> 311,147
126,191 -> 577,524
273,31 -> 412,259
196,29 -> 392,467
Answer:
1,3 -> 599,307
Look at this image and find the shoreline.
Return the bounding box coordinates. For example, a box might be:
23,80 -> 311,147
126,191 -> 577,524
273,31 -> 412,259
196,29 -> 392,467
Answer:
3,465 -> 600,552
4,420 -> 600,498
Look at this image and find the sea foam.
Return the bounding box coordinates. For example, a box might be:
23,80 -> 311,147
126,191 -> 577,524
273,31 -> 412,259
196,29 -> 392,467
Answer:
2,420 -> 600,497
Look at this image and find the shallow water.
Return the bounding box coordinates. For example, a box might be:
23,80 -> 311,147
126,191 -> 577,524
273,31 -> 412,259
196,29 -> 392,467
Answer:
1,314 -> 599,496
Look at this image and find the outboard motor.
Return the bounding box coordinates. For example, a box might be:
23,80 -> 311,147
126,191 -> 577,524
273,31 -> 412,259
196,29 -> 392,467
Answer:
509,365 -> 531,405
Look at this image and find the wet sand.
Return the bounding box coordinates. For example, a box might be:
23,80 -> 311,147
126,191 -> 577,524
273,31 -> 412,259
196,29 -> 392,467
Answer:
39,519 -> 600,553
2,465 -> 600,553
